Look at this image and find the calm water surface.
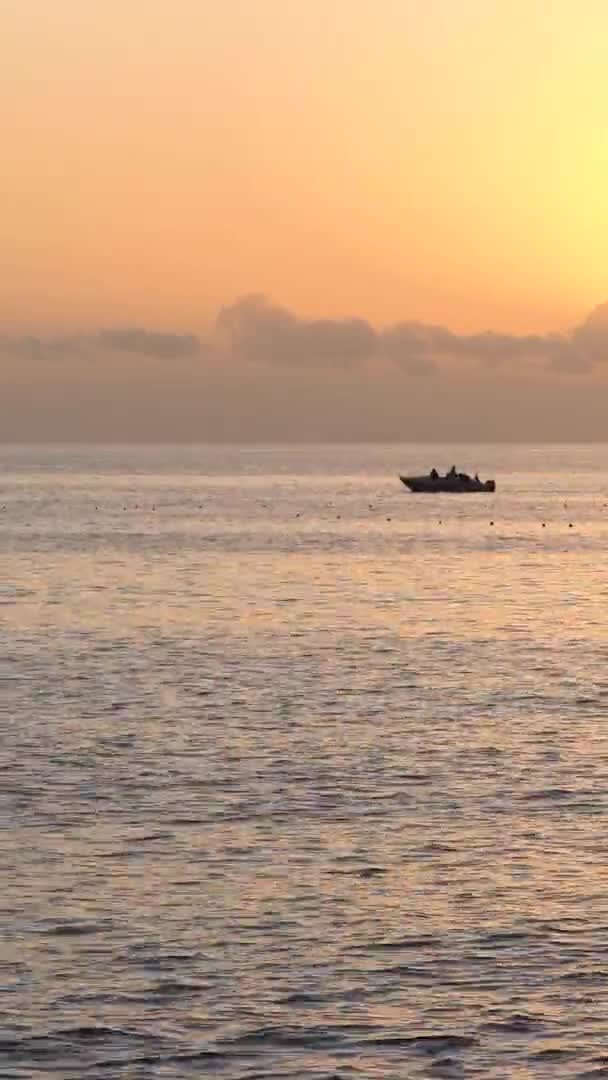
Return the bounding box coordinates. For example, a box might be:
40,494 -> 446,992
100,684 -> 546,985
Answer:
2,444 -> 608,1079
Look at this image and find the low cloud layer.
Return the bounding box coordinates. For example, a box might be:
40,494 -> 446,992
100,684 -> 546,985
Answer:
217,294 -> 377,368
2,297 -> 608,375
0,328 -> 203,362
217,295 -> 608,375
96,328 -> 201,358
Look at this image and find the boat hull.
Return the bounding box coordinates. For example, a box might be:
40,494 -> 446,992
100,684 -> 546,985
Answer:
400,475 -> 495,493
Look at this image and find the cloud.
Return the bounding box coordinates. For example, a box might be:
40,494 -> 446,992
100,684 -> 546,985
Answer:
381,322 -> 447,374
380,324 -> 575,370
216,294 -> 377,366
0,335 -> 47,360
381,309 -> 608,374
216,295 -> 606,375
2,298 -> 608,375
0,327 -> 203,362
451,304 -> 608,373
458,331 -> 555,364
570,301 -> 608,365
96,327 -> 201,359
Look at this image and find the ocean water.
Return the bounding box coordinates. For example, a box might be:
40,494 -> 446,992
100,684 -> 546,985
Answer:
2,443 -> 608,1079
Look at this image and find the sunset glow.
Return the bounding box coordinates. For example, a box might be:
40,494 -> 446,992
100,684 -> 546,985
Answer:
4,1 -> 608,330
3,1 -> 608,438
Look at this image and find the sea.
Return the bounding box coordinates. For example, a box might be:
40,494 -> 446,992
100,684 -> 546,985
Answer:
2,443 -> 608,1080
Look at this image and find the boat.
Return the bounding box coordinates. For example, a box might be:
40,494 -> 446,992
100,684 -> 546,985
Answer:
400,468 -> 495,493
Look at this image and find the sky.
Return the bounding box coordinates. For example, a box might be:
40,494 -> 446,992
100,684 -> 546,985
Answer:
3,0 -> 608,440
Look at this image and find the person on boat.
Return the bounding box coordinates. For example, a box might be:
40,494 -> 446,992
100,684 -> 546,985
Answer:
430,468 -> 439,480
448,465 -> 457,477
474,472 -> 479,482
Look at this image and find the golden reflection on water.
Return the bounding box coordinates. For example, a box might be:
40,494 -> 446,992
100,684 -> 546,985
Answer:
3,445 -> 608,1077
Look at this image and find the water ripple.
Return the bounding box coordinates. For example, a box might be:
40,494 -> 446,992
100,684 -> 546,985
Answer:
2,444 -> 608,1077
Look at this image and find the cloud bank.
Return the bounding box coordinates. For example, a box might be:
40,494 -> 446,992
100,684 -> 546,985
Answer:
2,296 -> 608,375
0,328 -> 203,362
214,294 -> 608,374
96,328 -> 201,358
217,294 -> 377,368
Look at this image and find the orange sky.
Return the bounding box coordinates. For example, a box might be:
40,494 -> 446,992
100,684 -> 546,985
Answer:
3,0 -> 608,336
